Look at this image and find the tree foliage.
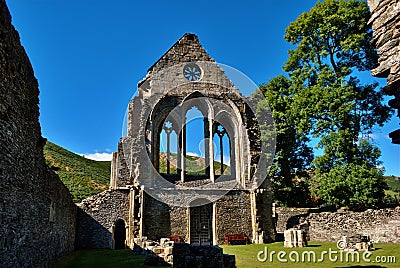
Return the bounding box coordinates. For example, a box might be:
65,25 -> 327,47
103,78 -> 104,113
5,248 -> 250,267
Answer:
258,76 -> 313,206
258,0 -> 393,209
317,162 -> 387,210
284,0 -> 392,171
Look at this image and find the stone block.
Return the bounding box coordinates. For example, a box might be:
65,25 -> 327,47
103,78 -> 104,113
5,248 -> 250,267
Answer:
223,254 -> 236,268
160,238 -> 170,245
153,246 -> 163,254
164,246 -> 173,254
284,228 -> 307,248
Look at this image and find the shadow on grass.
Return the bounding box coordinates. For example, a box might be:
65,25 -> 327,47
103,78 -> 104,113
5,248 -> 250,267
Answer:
53,249 -> 154,268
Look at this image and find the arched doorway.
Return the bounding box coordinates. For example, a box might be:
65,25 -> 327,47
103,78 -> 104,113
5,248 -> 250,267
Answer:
114,219 -> 126,250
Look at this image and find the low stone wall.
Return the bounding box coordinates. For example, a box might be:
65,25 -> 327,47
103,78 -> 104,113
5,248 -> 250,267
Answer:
276,207 -> 310,233
276,207 -> 400,243
75,190 -> 130,249
307,207 -> 400,243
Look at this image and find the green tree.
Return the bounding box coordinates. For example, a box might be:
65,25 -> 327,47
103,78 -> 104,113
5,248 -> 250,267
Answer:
257,76 -> 314,206
317,162 -> 387,210
282,0 -> 392,208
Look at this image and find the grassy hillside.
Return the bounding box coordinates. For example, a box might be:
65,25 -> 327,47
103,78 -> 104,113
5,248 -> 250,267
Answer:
384,175 -> 400,201
44,142 -> 231,203
44,141 -> 110,203
385,175 -> 400,192
158,153 -> 230,175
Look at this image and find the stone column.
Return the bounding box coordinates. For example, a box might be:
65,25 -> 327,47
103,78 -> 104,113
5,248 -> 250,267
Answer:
139,189 -> 145,238
212,202 -> 218,245
180,118 -> 186,182
215,125 -> 227,175
204,118 -> 210,176
110,152 -> 118,189
163,124 -> 173,174
128,187 -> 135,249
209,118 -> 215,182
250,190 -> 258,243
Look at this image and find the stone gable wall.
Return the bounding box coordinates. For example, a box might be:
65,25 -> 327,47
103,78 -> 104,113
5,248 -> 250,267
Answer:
0,1 -> 76,266
147,33 -> 214,74
276,207 -> 400,243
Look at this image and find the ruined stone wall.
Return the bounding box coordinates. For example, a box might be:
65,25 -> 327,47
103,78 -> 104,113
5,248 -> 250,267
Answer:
75,190 -> 130,249
147,33 -> 214,74
275,207 -> 311,233
215,191 -> 253,244
0,1 -> 77,266
170,206 -> 189,241
368,0 -> 400,144
276,207 -> 400,243
143,193 -> 189,241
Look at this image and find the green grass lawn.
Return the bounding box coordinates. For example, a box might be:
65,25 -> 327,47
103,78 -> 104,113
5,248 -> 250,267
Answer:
54,242 -> 399,268
53,249 -> 150,268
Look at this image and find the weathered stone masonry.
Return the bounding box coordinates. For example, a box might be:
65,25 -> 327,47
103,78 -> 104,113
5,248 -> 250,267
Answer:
368,0 -> 400,144
0,1 -> 76,267
78,33 -> 276,249
276,207 -> 400,243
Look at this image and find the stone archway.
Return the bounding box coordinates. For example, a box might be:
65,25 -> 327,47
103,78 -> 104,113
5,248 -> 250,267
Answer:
113,219 -> 126,250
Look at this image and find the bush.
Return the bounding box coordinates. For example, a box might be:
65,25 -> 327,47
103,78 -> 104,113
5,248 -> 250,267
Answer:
317,163 -> 387,211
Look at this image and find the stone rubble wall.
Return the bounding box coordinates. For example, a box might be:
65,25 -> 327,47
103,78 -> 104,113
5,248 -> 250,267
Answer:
275,207 -> 311,233
215,191 -> 253,244
0,0 -> 77,267
147,33 -> 214,75
75,190 -> 130,249
276,207 -> 400,243
368,0 -> 400,143
143,193 -> 188,241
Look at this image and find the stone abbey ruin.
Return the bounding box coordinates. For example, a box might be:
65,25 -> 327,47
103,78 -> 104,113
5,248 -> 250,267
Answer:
76,33 -> 275,249
1,0 -> 400,267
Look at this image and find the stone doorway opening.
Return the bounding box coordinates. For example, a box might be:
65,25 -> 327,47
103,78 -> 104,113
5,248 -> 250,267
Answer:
190,202 -> 213,245
113,219 -> 126,249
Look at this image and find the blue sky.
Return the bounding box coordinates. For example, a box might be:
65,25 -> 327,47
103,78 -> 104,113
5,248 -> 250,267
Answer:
7,0 -> 399,175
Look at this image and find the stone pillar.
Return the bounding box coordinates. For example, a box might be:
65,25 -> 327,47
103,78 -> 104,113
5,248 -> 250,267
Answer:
284,229 -> 307,248
250,191 -> 258,243
164,124 -> 173,174
204,118 -> 210,176
180,119 -> 186,182
212,202 -> 218,245
127,187 -> 135,249
215,125 -> 227,175
209,118 -> 215,182
139,189 -> 145,238
110,152 -> 118,189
